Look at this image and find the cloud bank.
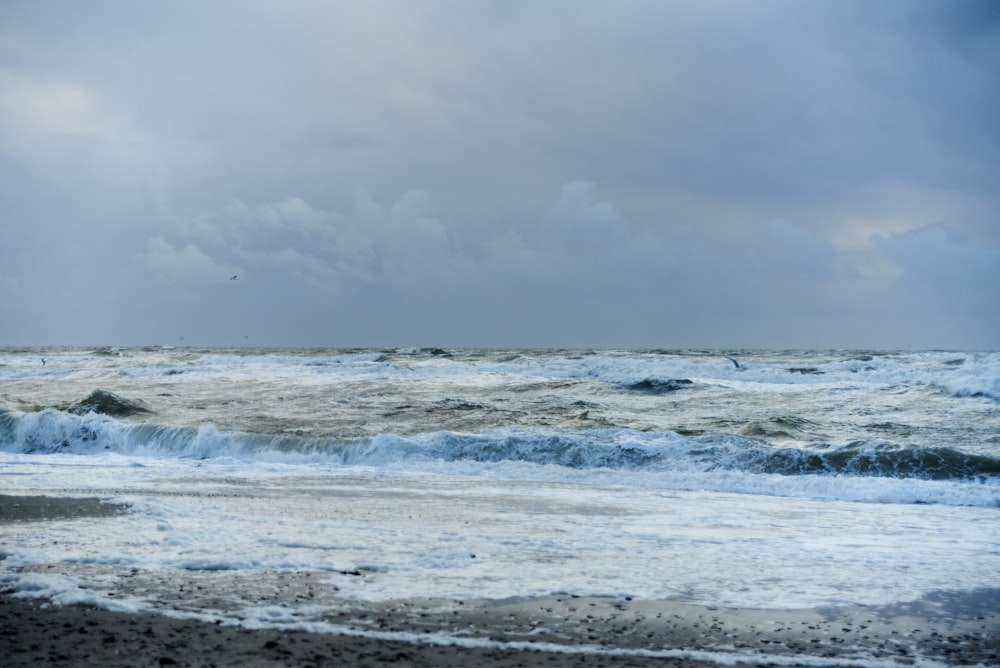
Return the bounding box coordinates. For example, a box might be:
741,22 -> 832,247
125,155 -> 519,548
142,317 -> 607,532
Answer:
1,0 -> 997,348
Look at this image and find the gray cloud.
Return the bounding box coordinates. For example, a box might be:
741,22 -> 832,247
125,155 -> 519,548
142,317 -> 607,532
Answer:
1,0 -> 997,348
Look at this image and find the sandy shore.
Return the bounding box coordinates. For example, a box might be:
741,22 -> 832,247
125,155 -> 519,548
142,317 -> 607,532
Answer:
0,494 -> 130,524
1,594 -> 710,668
2,495 -> 997,667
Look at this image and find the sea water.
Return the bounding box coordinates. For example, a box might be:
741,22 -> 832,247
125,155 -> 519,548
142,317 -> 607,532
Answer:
1,348 -> 998,643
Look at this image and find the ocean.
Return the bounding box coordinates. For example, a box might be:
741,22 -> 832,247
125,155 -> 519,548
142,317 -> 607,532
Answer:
1,347 -> 998,664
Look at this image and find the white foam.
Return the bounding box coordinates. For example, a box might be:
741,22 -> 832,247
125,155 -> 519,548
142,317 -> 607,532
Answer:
1,572 -> 148,613
1,456 -> 997,612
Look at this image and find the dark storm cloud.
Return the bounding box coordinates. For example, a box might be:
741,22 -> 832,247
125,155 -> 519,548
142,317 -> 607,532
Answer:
0,0 -> 997,348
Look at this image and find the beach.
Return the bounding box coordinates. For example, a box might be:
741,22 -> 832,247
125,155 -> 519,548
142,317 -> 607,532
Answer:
2,494 -> 997,667
2,348 -> 998,666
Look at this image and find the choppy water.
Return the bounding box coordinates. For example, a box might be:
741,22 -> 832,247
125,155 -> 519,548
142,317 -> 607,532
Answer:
1,347 -> 998,662
2,347 -> 998,505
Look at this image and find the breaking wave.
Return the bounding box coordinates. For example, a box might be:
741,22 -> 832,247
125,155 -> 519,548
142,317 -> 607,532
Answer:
2,408 -> 997,508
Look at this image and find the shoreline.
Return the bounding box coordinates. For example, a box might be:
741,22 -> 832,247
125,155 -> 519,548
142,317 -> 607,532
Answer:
0,594 -> 726,668
2,494 -> 997,666
3,589 -> 998,668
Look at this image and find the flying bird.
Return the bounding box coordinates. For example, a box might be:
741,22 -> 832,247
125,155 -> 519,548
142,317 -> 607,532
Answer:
230,274 -> 237,280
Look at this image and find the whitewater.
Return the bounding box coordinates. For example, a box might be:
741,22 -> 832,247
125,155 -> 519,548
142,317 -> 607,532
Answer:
1,347 -> 998,664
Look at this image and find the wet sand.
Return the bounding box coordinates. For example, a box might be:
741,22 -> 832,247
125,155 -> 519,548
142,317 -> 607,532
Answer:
1,495 -> 997,667
0,494 -> 130,524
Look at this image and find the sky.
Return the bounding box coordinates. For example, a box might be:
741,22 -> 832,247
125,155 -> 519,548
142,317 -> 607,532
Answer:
1,0 -> 998,349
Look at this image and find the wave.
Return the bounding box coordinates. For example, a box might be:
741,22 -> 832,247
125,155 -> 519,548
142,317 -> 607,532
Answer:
2,408 -> 997,493
621,378 -> 694,394
739,440 -> 1000,480
66,389 -> 152,417
936,375 -> 1000,400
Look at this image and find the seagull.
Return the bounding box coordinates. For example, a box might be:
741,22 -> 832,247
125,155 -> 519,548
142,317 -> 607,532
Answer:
724,356 -> 741,369
230,274 -> 237,280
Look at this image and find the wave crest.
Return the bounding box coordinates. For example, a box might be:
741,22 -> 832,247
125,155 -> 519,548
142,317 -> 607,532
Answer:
2,409 -> 997,484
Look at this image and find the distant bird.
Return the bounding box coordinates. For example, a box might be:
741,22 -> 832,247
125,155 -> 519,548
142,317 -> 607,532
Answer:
230,274 -> 237,280
724,356 -> 741,369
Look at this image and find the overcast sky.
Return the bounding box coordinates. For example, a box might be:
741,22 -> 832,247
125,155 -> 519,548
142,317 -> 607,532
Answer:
1,1 -> 998,349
